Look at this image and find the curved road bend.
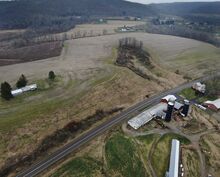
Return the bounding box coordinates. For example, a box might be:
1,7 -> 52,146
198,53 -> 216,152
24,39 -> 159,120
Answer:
17,72 -> 219,177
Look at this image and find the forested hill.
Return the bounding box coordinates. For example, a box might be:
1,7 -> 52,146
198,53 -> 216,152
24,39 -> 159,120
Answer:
0,0 -> 155,29
1,0 -> 220,31
151,2 -> 220,15
151,2 -> 220,26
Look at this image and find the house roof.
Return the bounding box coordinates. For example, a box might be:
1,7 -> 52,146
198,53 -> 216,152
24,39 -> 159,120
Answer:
174,102 -> 183,110
161,95 -> 177,102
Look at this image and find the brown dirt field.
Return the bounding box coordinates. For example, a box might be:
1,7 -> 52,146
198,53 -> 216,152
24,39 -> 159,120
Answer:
182,149 -> 200,177
0,42 -> 63,65
180,107 -> 218,134
200,133 -> 220,177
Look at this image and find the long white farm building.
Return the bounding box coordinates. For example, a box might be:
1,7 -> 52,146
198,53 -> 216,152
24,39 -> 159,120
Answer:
167,139 -> 180,177
128,103 -> 167,129
11,84 -> 37,96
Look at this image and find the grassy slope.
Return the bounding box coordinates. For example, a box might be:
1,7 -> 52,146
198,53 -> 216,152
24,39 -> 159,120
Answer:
105,133 -> 148,177
0,49 -> 117,133
171,46 -> 220,76
182,149 -> 200,177
199,133 -> 220,176
50,156 -> 102,177
152,133 -> 190,177
0,77 -> 71,132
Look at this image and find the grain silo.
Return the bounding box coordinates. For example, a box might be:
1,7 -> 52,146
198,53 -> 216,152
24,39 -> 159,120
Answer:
182,100 -> 190,117
165,102 -> 174,122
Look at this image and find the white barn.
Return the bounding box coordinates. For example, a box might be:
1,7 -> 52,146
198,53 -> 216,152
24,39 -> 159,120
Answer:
128,103 -> 167,130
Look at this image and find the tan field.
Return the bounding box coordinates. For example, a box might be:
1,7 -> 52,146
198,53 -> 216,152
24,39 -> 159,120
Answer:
67,20 -> 146,35
0,23 -> 220,175
1,32 -> 220,84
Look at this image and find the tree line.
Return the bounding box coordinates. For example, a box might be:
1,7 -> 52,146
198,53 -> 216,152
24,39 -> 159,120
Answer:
119,37 -> 143,49
146,23 -> 220,47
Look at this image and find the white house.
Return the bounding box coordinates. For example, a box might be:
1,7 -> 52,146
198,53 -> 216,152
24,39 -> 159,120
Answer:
192,82 -> 206,93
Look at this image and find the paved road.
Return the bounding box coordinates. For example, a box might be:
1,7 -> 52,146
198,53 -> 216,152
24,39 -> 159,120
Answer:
17,72 -> 219,177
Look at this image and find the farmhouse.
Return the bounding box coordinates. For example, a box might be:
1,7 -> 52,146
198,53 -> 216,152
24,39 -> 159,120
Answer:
192,82 -> 206,93
204,98 -> 220,111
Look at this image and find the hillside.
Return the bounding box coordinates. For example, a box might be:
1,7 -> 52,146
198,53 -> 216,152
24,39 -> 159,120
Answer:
0,0 -> 155,30
151,2 -> 220,15
1,1 -> 220,31
152,2 -> 220,25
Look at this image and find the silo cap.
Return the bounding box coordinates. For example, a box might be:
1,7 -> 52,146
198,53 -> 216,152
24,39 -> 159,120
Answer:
168,102 -> 174,106
184,99 -> 190,104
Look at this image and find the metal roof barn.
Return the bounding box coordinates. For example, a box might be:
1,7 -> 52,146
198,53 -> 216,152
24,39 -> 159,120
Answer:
128,103 -> 167,129
161,95 -> 177,103
11,89 -> 23,96
11,84 -> 37,96
204,98 -> 220,110
168,139 -> 180,177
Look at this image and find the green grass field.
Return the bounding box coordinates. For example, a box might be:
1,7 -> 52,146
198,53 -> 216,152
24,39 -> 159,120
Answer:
105,133 -> 148,177
50,156 -> 102,177
0,77 -> 71,132
180,88 -> 197,100
152,133 -> 190,177
170,46 -> 220,77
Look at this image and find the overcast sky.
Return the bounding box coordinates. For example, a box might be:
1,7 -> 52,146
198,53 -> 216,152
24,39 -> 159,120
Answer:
1,0 -> 220,3
126,0 -> 220,4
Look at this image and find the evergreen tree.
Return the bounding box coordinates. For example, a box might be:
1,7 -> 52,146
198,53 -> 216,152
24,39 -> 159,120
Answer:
1,82 -> 13,100
48,71 -> 56,80
16,74 -> 28,88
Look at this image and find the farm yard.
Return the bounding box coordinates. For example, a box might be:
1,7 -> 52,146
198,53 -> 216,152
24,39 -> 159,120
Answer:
44,101 -> 220,177
0,21 -> 220,176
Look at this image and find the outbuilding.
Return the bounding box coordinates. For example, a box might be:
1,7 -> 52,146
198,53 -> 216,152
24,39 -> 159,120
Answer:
192,82 -> 206,93
161,95 -> 177,103
11,84 -> 37,96
167,139 -> 180,177
128,103 -> 167,129
204,98 -> 220,111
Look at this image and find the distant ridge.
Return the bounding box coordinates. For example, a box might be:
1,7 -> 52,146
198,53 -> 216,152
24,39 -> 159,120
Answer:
0,0 -> 155,29
0,0 -> 220,30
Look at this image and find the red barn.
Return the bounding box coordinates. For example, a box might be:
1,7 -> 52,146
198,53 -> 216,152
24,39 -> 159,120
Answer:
204,99 -> 220,111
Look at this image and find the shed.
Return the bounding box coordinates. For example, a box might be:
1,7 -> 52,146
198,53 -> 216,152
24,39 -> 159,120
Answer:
11,84 -> 37,97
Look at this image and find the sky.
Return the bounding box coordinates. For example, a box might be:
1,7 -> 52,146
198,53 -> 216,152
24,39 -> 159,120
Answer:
126,0 -> 220,4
